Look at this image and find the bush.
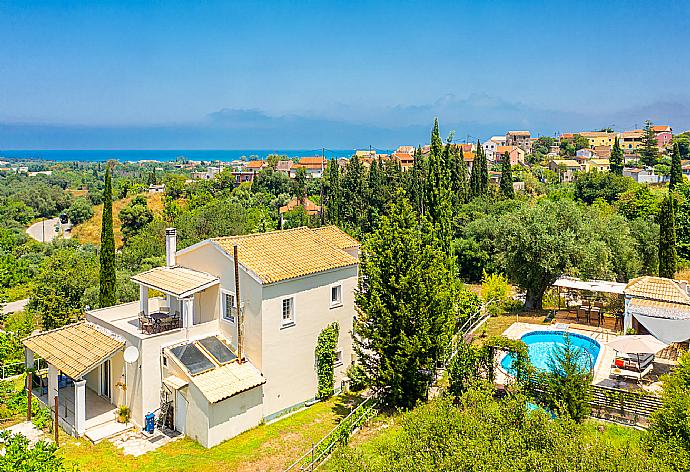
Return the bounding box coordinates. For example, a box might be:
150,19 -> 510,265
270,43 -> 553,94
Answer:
480,271 -> 512,315
65,197 -> 94,224
0,431 -> 65,471
540,334 -> 592,423
31,406 -> 53,432
346,363 -> 368,392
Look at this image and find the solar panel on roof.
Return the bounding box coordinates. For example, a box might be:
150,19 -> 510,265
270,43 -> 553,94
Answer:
198,336 -> 237,364
170,343 -> 215,375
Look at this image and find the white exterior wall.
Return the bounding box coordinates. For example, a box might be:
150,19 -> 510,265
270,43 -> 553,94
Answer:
260,265 -> 357,416
86,306 -> 219,427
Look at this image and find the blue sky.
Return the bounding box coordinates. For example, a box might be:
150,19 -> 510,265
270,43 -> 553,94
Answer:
1,0 -> 689,149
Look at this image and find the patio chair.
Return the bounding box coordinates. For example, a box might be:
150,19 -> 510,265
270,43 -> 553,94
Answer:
590,302 -> 603,327
138,312 -> 155,335
613,311 -> 624,333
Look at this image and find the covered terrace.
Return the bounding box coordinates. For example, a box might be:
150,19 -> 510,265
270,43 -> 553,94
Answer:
22,322 -> 127,440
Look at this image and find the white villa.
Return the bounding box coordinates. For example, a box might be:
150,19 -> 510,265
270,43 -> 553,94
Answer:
23,226 -> 359,447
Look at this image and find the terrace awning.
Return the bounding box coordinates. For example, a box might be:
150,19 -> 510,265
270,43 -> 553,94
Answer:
131,266 -> 219,298
553,276 -> 626,295
23,322 -> 124,379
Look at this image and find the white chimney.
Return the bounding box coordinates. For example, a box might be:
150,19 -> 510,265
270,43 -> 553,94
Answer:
165,228 -> 177,267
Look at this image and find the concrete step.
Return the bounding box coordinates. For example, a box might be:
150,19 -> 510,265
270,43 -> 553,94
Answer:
85,421 -> 133,443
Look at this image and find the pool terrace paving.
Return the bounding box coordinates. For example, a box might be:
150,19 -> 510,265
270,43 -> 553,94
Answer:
500,321 -> 669,393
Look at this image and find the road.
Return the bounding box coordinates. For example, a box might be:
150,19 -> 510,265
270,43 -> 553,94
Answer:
1,298 -> 29,315
26,217 -> 71,243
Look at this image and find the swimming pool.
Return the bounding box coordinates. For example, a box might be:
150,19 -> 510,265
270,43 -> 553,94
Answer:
500,330 -> 601,373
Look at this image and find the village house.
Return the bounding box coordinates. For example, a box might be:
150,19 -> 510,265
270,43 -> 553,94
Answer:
482,136 -> 507,161
391,151 -> 414,170
244,160 -> 267,172
505,131 -> 532,153
275,160 -> 293,175
579,131 -> 616,149
494,146 -> 525,165
621,130 -> 644,153
623,168 -> 669,184
549,159 -> 581,182
291,157 -> 327,178
585,158 -> 610,172
653,125 -> 673,149
23,227 -> 359,447
191,166 -> 222,180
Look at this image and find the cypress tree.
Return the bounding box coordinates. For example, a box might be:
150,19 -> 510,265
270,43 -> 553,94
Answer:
478,140 -> 489,195
407,146 -> 426,216
449,145 -> 469,204
99,163 -> 117,307
470,142 -> 489,198
500,151 -> 515,199
658,193 -> 678,279
670,142 -> 683,190
354,195 -> 455,409
610,136 -> 624,175
424,127 -> 454,258
323,159 -> 342,224
430,118 -> 443,158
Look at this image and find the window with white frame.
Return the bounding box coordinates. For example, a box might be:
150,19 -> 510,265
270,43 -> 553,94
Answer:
221,290 -> 236,323
330,284 -> 342,307
335,348 -> 343,366
281,297 -> 295,327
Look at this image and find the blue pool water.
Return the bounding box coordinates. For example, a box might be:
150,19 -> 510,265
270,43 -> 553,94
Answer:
501,331 -> 600,373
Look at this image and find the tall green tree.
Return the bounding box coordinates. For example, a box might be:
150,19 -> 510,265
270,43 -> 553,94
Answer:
640,120 -> 660,167
425,130 -> 455,257
670,142 -> 683,191
610,136 -> 624,175
449,145 -> 469,205
354,196 -> 455,409
99,164 -> 117,307
499,152 -> 515,199
658,192 -> 677,279
341,156 -> 368,231
406,146 -> 426,216
293,166 -> 307,205
470,143 -> 488,198
323,159 -> 342,224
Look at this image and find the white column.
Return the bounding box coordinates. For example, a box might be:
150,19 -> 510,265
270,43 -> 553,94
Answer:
24,348 -> 34,370
183,298 -> 194,328
139,285 -> 149,316
48,364 -> 59,407
623,296 -> 632,333
74,379 -> 86,436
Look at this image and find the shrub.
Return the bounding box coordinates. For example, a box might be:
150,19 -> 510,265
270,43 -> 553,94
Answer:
315,322 -> 340,399
0,431 -> 65,471
346,363 -> 368,392
31,406 -> 53,432
540,334 -> 592,423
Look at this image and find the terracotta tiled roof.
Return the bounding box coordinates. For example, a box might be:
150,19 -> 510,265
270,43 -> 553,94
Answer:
312,225 -> 360,250
23,322 -> 124,379
279,197 -> 322,215
131,266 -> 220,298
246,160 -> 266,169
192,360 -> 265,403
507,131 -> 530,136
652,126 -> 672,133
276,160 -> 293,172
212,227 -> 358,283
295,157 -> 327,169
624,276 -> 690,305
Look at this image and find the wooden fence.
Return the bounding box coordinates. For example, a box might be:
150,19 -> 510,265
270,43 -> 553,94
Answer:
588,384 -> 663,427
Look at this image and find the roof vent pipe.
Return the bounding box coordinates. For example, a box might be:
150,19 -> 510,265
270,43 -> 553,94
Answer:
165,228 -> 177,267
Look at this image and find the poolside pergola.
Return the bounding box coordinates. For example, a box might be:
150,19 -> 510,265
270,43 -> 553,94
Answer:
552,276 -> 627,328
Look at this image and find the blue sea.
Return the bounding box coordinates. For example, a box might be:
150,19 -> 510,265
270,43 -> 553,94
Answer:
0,149 -> 364,163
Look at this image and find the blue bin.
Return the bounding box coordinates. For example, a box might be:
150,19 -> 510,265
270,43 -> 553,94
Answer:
144,413 -> 155,433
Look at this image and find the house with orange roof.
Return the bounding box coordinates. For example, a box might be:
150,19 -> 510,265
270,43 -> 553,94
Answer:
292,156 -> 327,178
245,160 -> 267,171
25,226 -> 360,447
652,125 -> 673,149
392,151 -> 414,169
494,145 -> 525,165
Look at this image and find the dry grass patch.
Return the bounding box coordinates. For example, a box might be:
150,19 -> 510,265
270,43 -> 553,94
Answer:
71,193 -> 164,248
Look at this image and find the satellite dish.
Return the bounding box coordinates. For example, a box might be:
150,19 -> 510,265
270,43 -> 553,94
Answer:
124,346 -> 140,364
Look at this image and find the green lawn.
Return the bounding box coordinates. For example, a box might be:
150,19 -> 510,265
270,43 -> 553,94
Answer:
60,394 -> 362,472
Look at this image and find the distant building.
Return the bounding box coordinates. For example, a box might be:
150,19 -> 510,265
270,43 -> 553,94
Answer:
623,168 -> 669,184
494,146 -> 525,166
579,131 -> 616,149
585,158 -> 610,172
621,130 -> 644,152
292,157 -> 327,178
549,159 -> 581,182
245,160 -> 267,172
148,184 -> 166,193
652,125 -> 673,149
593,145 -> 612,159
395,145 -> 415,155
275,160 -> 293,175
191,166 -> 222,180
482,136 -> 506,161
391,151 -> 414,170
505,131 -> 532,153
